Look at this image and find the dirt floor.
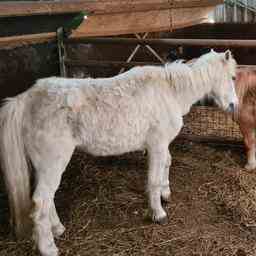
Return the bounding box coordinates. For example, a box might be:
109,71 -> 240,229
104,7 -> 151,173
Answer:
1,141 -> 256,256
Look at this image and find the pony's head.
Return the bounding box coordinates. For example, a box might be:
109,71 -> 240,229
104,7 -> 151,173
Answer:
201,49 -> 238,113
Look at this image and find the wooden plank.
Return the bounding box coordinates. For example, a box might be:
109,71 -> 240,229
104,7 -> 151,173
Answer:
3,33 -> 256,50
0,32 -> 56,48
0,0 -> 223,18
239,65 -> 256,69
176,134 -> 243,146
72,6 -> 215,37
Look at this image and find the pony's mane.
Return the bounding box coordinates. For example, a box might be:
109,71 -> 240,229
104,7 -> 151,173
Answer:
164,51 -> 229,93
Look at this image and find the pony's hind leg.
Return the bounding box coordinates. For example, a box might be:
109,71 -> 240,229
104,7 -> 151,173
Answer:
240,124 -> 256,170
32,179 -> 58,256
161,152 -> 171,203
30,137 -> 75,256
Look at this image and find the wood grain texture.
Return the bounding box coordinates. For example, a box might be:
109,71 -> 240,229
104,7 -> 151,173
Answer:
0,1 -> 223,17
0,0 -> 222,47
0,32 -> 56,48
72,6 -> 215,37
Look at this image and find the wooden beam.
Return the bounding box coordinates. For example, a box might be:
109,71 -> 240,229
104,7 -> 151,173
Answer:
0,0 -> 223,18
238,65 -> 256,69
72,6 -> 214,37
0,32 -> 56,48
176,134 -> 243,146
2,33 -> 256,50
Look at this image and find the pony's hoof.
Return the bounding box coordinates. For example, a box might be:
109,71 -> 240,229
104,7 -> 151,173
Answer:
153,214 -> 168,225
161,187 -> 171,204
39,244 -> 59,256
161,193 -> 171,205
161,196 -> 170,205
52,224 -> 66,238
245,163 -> 256,170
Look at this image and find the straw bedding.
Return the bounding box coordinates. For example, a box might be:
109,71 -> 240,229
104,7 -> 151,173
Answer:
0,141 -> 256,256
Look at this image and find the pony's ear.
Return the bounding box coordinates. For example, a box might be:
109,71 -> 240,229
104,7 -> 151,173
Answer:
224,50 -> 232,61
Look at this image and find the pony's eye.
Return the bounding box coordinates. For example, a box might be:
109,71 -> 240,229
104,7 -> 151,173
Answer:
232,76 -> 236,81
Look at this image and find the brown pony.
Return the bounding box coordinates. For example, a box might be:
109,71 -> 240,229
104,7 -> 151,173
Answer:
234,68 -> 256,170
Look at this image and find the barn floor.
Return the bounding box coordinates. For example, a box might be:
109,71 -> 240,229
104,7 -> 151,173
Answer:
1,141 -> 256,256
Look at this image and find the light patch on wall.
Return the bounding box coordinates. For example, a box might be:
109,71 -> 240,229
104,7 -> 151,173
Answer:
208,11 -> 215,23
208,17 -> 215,23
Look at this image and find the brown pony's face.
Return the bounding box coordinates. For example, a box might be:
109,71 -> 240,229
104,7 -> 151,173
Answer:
210,50 -> 238,113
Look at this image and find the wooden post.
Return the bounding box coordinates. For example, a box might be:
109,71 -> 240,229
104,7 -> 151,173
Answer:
57,27 -> 67,77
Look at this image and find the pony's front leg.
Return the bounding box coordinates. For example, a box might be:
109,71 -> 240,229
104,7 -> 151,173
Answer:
147,145 -> 169,224
50,203 -> 65,238
245,136 -> 256,170
161,153 -> 171,203
240,125 -> 256,170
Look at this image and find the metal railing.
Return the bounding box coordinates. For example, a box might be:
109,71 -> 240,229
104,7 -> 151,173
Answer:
225,0 -> 256,13
214,0 -> 256,22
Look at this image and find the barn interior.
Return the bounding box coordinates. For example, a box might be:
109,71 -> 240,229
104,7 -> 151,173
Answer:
1,1 -> 256,255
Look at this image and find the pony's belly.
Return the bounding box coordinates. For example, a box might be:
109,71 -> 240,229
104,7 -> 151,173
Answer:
80,130 -> 146,156
77,116 -> 150,156
73,94 -> 153,156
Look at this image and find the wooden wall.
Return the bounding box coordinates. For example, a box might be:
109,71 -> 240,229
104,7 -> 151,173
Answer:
167,23 -> 256,65
0,13 -> 77,100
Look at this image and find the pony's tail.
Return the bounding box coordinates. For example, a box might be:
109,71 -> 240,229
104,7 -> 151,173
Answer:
0,95 -> 32,239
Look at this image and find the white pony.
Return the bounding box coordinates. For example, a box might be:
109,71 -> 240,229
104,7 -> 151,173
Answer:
0,50 -> 237,256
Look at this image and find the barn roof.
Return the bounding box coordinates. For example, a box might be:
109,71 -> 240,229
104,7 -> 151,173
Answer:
0,1 -> 224,18
0,0 -> 223,47
0,0 -> 223,37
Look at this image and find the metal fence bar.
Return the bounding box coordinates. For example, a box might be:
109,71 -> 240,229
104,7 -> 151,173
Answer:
65,59 -> 161,68
119,33 -> 149,74
233,0 -> 238,22
244,0 -> 248,22
65,59 -> 256,69
66,37 -> 256,48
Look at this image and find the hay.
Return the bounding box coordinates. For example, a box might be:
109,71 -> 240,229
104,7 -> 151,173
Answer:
205,168 -> 256,228
1,142 -> 256,256
181,106 -> 243,141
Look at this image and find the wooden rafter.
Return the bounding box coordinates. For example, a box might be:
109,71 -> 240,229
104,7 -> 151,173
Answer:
72,6 -> 216,37
0,0 -> 223,48
0,0 -> 223,18
0,32 -> 56,48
